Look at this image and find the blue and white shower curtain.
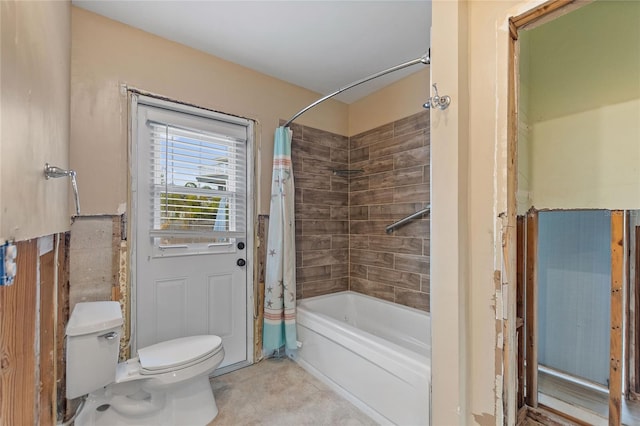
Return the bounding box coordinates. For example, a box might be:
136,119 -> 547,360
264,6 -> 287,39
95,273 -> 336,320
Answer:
263,126 -> 297,353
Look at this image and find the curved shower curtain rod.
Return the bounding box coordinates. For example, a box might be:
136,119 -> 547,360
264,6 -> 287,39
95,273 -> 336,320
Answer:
283,52 -> 430,128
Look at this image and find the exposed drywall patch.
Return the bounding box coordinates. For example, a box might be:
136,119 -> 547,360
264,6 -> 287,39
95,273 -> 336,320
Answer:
38,235 -> 54,256
492,269 -> 502,321
69,216 -> 119,309
473,412 -> 496,426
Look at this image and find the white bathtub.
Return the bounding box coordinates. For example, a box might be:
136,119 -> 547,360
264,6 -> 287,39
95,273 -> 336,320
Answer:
295,291 -> 431,425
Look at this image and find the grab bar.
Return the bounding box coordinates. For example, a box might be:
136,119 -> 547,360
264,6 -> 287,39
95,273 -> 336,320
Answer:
385,206 -> 430,234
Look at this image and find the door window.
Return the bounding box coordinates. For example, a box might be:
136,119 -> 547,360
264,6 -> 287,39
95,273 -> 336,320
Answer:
138,104 -> 248,257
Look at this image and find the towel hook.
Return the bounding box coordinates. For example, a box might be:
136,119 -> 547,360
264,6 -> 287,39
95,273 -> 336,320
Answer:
423,83 -> 451,110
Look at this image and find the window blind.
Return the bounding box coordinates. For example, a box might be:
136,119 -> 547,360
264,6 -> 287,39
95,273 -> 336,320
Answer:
146,118 -> 247,240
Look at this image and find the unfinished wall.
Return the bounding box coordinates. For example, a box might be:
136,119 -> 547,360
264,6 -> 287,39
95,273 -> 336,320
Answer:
349,111 -> 430,311
537,210 -> 611,386
0,236 -> 69,426
291,123 -> 350,299
69,216 -> 123,310
427,0 -> 604,424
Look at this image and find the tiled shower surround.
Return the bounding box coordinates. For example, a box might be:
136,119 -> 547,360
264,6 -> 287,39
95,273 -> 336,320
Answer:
290,111 -> 430,312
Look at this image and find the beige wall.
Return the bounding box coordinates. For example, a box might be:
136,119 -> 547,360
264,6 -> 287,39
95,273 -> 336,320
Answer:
348,68 -> 430,136
1,1 -> 70,241
430,1 -> 470,423
522,0 -> 640,210
71,7 -> 348,217
530,98 -> 640,208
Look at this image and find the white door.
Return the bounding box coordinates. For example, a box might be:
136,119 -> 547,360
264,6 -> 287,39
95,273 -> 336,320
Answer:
132,96 -> 253,369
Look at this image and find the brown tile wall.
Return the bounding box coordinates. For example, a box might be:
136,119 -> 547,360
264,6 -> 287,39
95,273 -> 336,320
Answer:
289,122 -> 350,299
348,111 -> 430,311
289,110 -> 430,312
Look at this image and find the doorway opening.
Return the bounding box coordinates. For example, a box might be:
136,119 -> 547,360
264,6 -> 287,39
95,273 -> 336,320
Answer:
508,0 -> 640,424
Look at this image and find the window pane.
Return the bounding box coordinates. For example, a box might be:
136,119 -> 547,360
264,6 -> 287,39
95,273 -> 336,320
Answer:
148,121 -> 246,243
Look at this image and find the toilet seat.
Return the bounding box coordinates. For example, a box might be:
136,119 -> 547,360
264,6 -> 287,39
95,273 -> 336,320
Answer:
138,335 -> 223,376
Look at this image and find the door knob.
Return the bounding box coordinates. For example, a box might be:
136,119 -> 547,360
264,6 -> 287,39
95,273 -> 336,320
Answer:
237,258 -> 246,267
237,242 -> 245,250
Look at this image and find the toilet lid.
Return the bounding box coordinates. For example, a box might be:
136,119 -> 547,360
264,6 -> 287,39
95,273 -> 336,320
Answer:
138,335 -> 222,371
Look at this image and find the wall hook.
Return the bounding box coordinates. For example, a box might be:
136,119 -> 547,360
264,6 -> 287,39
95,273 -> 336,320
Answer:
423,83 -> 451,110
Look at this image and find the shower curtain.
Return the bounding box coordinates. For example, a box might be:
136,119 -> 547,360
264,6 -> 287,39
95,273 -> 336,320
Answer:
263,126 -> 297,353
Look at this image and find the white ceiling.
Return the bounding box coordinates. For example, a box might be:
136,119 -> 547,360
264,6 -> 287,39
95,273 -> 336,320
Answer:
72,1 -> 431,104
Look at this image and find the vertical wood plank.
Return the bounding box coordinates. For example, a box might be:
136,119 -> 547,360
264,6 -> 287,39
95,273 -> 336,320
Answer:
516,216 -> 526,408
0,239 -> 39,426
609,210 -> 624,426
628,226 -> 640,399
635,226 -> 640,395
39,244 -> 57,426
627,221 -> 636,398
504,27 -> 520,424
525,210 -> 539,407
254,215 -> 268,362
56,233 -> 70,421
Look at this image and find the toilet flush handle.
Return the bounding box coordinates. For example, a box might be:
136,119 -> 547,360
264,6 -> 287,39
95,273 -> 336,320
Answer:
98,331 -> 118,340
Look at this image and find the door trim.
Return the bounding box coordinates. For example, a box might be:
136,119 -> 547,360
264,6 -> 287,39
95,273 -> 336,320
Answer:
128,92 -> 255,368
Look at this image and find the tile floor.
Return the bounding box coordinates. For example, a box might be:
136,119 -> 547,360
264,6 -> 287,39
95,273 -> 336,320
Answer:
208,358 -> 377,426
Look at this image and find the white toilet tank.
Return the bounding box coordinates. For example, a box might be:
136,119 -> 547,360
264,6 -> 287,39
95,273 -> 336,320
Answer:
66,301 -> 123,399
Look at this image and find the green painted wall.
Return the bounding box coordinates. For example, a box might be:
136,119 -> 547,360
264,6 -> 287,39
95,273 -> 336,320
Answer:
520,0 -> 640,209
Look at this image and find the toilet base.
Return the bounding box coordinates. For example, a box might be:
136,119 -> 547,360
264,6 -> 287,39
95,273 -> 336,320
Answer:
74,376 -> 218,426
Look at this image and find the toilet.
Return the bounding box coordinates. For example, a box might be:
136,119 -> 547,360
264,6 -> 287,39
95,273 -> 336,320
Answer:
66,301 -> 225,426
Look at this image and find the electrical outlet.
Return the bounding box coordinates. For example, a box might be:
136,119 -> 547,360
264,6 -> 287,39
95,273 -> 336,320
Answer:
1,242 -> 17,286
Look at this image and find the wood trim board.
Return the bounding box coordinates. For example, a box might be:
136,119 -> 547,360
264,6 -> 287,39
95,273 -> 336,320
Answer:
609,211 -> 624,426
517,216 -> 526,408
525,210 -> 539,408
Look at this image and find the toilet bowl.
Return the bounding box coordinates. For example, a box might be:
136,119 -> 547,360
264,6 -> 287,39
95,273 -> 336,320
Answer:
66,301 -> 225,426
